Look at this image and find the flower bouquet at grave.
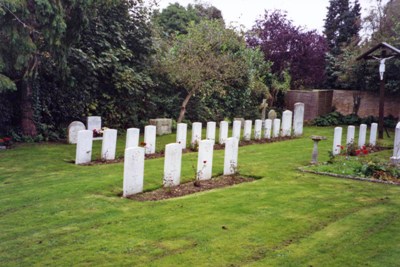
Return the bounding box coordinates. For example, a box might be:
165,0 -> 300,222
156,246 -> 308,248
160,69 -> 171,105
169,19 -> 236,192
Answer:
0,137 -> 13,149
92,127 -> 109,138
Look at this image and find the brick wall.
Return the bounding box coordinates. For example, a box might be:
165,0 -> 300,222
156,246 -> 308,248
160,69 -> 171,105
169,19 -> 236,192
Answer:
285,90 -> 333,121
332,90 -> 400,118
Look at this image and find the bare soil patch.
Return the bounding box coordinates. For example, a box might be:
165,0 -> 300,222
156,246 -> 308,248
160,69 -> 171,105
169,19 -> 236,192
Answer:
126,175 -> 258,201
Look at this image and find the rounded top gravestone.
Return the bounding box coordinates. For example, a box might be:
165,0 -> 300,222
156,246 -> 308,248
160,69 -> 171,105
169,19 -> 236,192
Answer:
67,121 -> 86,144
268,109 -> 277,120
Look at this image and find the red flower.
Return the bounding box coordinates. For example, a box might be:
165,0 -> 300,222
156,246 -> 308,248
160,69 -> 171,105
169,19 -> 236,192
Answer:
362,146 -> 366,150
340,145 -> 344,150
363,149 -> 368,155
3,137 -> 11,142
356,150 -> 361,156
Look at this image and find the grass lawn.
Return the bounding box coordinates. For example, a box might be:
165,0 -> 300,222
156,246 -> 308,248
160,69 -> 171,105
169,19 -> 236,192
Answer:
1,126 -> 400,266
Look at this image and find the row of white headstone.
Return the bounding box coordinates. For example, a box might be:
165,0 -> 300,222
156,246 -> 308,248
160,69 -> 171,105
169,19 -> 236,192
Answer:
123,137 -> 240,197
332,123 -> 378,155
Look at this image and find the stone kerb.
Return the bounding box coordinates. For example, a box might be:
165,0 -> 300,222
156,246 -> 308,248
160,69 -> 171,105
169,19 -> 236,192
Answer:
281,110 -> 293,137
333,127 -> 343,155
369,123 -> 378,146
197,140 -> 214,180
75,130 -> 93,165
358,124 -> 367,147
101,129 -> 118,160
144,125 -> 156,154
68,121 -> 86,144
243,120 -> 252,141
346,126 -> 355,145
293,103 -> 304,136
219,121 -> 229,145
126,128 -> 140,149
272,119 -> 281,138
254,120 -> 262,140
191,122 -> 202,149
206,122 -> 216,143
123,147 -> 145,197
163,143 -> 182,187
176,123 -> 187,149
223,137 -> 239,175
264,119 -> 272,139
232,120 -> 241,140
149,118 -> 172,136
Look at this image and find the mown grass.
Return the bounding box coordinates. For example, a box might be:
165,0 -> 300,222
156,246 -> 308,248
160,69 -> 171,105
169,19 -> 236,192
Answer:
1,126 -> 400,266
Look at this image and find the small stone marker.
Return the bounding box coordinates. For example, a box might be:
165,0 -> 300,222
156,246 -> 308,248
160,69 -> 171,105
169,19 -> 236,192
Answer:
224,137 -> 239,175
369,123 -> 378,146
332,127 -> 343,155
268,109 -> 277,120
144,125 -> 156,154
311,135 -> 326,164
281,110 -> 293,137
87,116 -> 101,131
75,130 -> 93,165
176,123 -> 187,149
272,119 -> 281,138
219,121 -> 229,145
123,147 -> 145,197
260,99 -> 268,121
346,125 -> 355,145
126,128 -> 140,149
243,120 -> 252,141
264,119 -> 272,139
358,124 -> 367,147
149,118 -> 172,136
391,122 -> 400,164
254,120 -> 262,140
101,129 -> 117,160
293,103 -> 304,136
197,140 -> 214,180
67,121 -> 86,144
206,121 -> 216,143
191,122 -> 202,149
232,120 -> 242,140
163,143 -> 182,187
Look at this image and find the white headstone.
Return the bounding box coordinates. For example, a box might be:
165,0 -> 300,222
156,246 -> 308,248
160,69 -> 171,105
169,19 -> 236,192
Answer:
176,123 -> 187,149
272,119 -> 281,138
391,123 -> 400,164
281,110 -> 293,137
254,120 -> 262,140
293,103 -> 305,136
333,127 -> 343,155
243,120 -> 252,141
223,137 -> 239,175
144,125 -> 156,154
123,147 -> 145,197
101,129 -> 117,160
369,123 -> 378,146
191,122 -> 202,149
206,121 -> 216,142
264,119 -> 272,139
75,130 -> 93,165
219,121 -> 229,145
163,143 -> 182,187
196,140 -> 214,180
126,128 -> 140,149
358,124 -> 367,147
67,121 -> 86,144
232,120 -> 241,140
346,125 -> 355,145
87,116 -> 101,131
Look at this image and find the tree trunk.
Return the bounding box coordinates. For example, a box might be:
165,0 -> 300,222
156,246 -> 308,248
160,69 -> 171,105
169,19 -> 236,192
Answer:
20,80 -> 37,137
177,91 -> 195,123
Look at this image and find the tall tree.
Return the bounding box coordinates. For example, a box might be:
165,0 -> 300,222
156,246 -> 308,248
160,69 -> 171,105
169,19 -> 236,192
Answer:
247,10 -> 327,90
0,0 -> 91,136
